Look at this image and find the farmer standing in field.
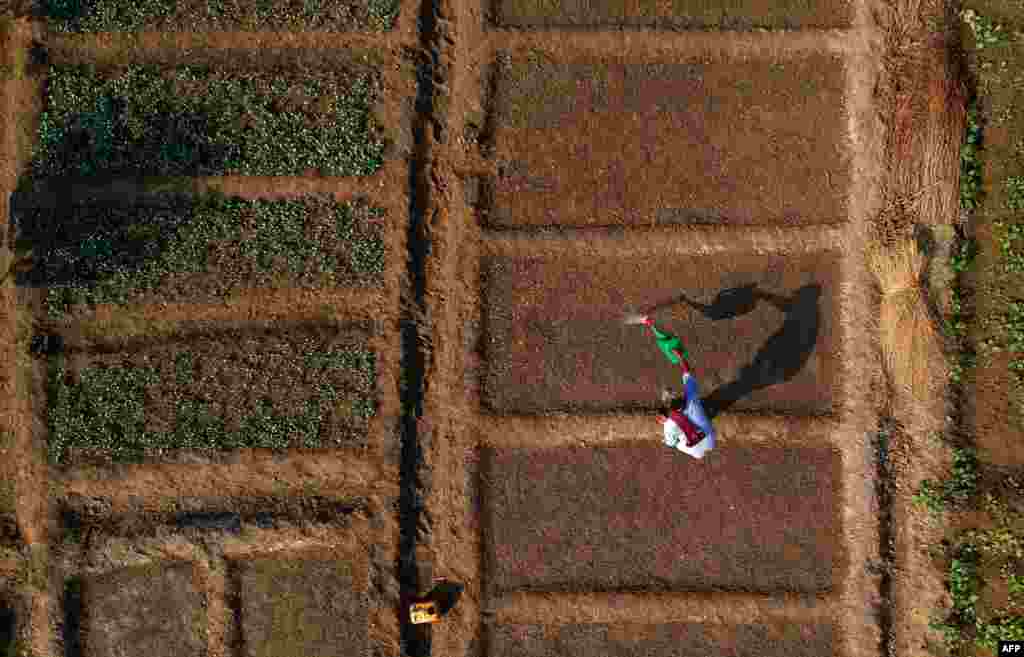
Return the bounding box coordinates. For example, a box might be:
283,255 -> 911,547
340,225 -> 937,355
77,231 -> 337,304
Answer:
624,314 -> 717,460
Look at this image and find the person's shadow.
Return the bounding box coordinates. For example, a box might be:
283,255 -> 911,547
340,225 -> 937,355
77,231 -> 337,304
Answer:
646,283 -> 822,418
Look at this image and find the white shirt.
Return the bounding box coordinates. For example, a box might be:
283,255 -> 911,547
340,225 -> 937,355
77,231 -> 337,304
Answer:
662,373 -> 717,459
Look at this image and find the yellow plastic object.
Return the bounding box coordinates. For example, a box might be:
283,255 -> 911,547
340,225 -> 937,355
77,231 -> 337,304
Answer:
410,601 -> 441,624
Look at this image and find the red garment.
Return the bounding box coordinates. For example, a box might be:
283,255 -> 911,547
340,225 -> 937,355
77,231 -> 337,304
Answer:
669,409 -> 706,447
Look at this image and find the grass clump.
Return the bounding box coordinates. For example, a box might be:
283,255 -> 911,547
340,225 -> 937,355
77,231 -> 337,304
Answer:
29,63 -> 385,181
46,331 -> 377,464
13,193 -> 385,319
913,447 -> 981,514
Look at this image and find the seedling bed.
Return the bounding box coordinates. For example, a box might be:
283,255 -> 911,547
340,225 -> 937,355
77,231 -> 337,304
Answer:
24,60 -> 386,181
45,323 -> 377,464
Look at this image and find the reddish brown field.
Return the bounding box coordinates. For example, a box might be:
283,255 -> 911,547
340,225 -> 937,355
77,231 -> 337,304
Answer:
482,252 -> 840,415
487,55 -> 849,228
487,622 -> 835,657
482,444 -> 842,595
491,0 -> 852,29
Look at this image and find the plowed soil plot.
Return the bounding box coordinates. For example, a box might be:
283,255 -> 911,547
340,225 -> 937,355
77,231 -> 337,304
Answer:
75,562 -> 206,657
486,55 -> 848,228
488,623 -> 833,657
492,0 -> 850,28
482,444 -> 841,594
234,551 -> 369,657
483,252 -> 839,415
47,323 -> 375,464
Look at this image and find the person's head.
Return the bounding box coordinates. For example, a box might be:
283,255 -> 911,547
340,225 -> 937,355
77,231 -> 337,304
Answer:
659,392 -> 686,419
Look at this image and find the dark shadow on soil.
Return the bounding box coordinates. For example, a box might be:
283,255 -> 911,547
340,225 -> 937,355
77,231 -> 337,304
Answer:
18,80 -> 241,185
10,191 -> 195,291
0,511 -> 20,546
415,579 -> 463,617
870,418 -> 896,657
0,604 -> 15,657
174,511 -> 241,535
227,564 -> 246,657
647,283 -> 822,419
63,577 -> 84,657
396,23 -> 435,657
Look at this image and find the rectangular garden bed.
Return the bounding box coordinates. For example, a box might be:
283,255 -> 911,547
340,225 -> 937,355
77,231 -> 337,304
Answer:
486,622 -> 835,657
72,562 -> 207,657
46,323 -> 377,464
11,193 -> 386,318
233,549 -> 370,657
482,252 -> 840,415
485,54 -> 849,228
40,0 -> 401,33
482,444 -> 842,594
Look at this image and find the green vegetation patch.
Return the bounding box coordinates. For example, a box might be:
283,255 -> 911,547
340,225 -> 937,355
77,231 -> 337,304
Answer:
494,0 -> 851,29
42,0 -> 400,33
913,446 -> 981,514
235,555 -> 367,657
13,192 -> 384,319
47,325 -> 376,464
28,62 -> 385,180
931,493 -> 1024,653
80,563 -> 206,657
496,51 -> 610,130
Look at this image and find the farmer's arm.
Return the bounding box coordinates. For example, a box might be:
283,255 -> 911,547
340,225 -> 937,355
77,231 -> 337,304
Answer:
671,349 -> 692,375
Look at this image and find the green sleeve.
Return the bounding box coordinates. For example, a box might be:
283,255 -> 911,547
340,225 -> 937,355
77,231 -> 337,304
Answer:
650,325 -> 689,364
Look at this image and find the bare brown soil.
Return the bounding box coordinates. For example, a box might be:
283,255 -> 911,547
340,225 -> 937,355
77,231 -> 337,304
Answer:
482,252 -> 840,415
79,562 -> 207,657
486,621 -> 835,657
234,549 -> 368,657
491,0 -> 851,29
481,444 -> 843,595
485,54 -> 850,228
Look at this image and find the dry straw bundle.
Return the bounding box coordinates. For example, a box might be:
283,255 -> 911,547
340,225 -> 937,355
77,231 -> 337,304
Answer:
867,236 -> 948,423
